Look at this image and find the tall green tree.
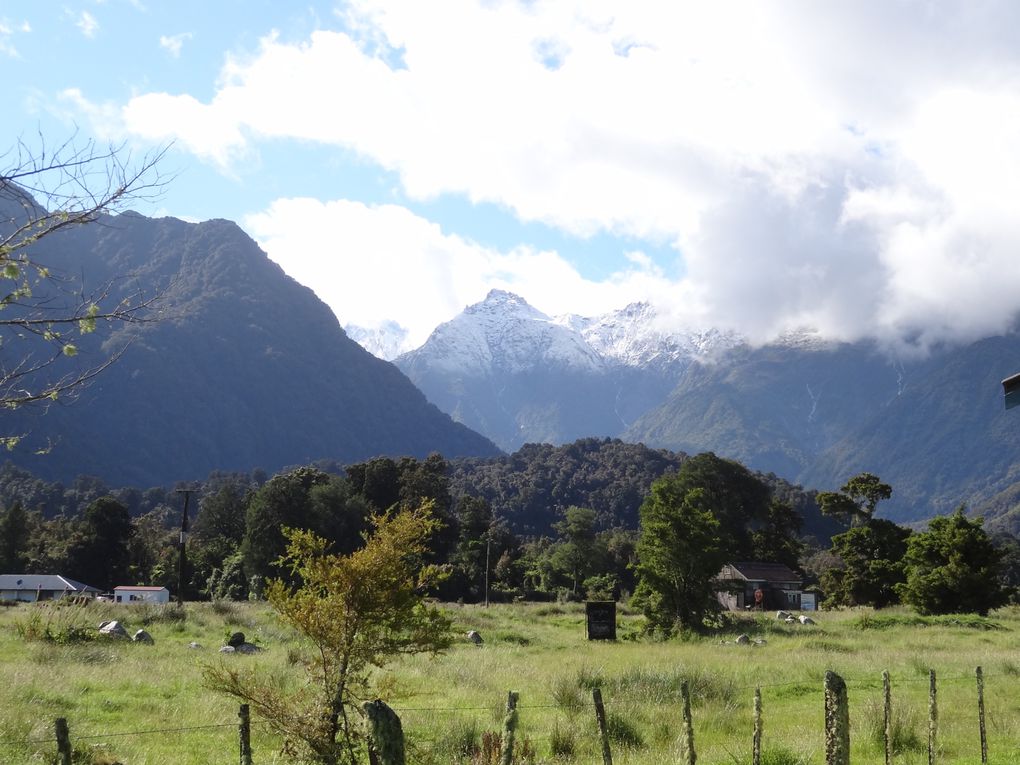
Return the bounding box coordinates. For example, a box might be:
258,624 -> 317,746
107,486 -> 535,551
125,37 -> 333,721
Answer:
242,468 -> 369,586
633,477 -> 727,633
821,519 -> 911,608
550,506 -> 600,595
127,506 -> 177,588
751,499 -> 805,570
897,508 -> 1007,616
666,453 -> 772,559
447,495 -> 496,600
818,472 -> 892,528
0,502 -> 30,571
70,496 -> 133,590
206,503 -> 452,765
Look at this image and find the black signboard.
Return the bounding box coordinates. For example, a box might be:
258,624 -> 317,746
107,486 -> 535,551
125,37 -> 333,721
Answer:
585,601 -> 617,640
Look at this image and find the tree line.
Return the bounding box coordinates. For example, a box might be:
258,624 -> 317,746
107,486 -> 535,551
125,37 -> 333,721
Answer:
0,446 -> 1015,627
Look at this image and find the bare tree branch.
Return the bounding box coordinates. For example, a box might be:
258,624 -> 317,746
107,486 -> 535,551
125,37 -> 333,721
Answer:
0,131 -> 173,447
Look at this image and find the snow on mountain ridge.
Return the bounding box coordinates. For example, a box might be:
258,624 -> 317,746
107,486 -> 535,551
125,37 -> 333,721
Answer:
396,290 -> 745,376
344,321 -> 410,361
399,289 -> 605,374
559,302 -> 742,369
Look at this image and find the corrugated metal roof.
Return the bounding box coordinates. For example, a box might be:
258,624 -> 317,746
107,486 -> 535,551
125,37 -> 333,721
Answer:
0,574 -> 101,592
718,562 -> 802,583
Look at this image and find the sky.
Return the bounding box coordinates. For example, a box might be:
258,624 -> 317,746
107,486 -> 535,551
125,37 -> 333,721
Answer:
4,1 -> 1020,356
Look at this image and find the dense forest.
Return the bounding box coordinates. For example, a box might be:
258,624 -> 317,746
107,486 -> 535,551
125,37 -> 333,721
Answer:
1,438 -> 1017,613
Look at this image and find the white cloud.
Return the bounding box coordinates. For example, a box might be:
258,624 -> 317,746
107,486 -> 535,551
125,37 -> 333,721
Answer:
76,10 -> 99,38
244,197 -> 673,351
80,1 -> 1020,348
159,32 -> 192,58
0,18 -> 30,57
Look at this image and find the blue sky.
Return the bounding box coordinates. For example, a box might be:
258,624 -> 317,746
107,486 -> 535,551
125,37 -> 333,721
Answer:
4,1 -> 1020,355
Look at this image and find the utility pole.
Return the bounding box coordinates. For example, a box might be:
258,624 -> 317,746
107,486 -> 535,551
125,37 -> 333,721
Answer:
176,487 -> 196,606
484,536 -> 491,608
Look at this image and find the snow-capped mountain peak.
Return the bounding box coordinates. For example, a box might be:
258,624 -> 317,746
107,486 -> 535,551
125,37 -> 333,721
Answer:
397,290 -> 604,375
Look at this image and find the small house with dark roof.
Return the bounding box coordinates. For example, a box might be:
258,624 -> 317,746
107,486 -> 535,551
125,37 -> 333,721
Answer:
0,574 -> 102,602
715,562 -> 803,612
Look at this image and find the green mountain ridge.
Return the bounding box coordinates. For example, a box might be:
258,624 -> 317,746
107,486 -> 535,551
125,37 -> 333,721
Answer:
1,208 -> 500,485
625,336 -> 1020,524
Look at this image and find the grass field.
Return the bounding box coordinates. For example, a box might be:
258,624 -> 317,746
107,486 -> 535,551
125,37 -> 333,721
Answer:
1,599 -> 1019,764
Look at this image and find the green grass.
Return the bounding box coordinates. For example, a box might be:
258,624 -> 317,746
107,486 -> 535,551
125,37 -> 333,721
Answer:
1,601 -> 1020,763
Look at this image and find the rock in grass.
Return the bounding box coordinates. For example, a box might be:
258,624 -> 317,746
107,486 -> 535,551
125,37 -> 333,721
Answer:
736,633 -> 750,645
227,631 -> 246,648
98,621 -> 129,639
466,630 -> 483,645
132,629 -> 154,644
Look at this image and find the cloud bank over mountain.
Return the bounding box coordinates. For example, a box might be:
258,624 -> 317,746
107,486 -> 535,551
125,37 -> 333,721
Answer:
68,1 -> 1020,353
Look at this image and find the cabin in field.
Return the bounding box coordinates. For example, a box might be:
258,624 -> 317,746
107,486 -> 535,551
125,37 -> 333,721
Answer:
715,562 -> 804,611
113,586 -> 171,604
0,574 -> 102,602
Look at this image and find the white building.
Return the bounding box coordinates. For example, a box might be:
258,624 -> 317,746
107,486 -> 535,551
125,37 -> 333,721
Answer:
113,586 -> 171,604
0,574 -> 101,602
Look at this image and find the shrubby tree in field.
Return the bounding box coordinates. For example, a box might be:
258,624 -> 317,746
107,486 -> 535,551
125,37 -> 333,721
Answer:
206,503 -> 452,765
897,508 -> 1007,616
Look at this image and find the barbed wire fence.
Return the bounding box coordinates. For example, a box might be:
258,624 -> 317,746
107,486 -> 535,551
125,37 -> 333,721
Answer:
0,668 -> 1011,764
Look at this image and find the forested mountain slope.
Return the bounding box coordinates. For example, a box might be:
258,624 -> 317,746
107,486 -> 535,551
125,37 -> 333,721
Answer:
1,208 -> 499,486
626,335 -> 1020,521
447,437 -> 839,540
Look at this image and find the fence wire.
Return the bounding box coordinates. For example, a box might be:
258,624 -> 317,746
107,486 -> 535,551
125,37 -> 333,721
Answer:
0,667 -> 1007,753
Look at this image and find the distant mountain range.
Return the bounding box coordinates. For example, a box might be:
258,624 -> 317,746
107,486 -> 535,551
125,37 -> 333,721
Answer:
392,290 -> 1020,524
0,200 -> 499,487
6,187 -> 1019,532
395,290 -> 737,452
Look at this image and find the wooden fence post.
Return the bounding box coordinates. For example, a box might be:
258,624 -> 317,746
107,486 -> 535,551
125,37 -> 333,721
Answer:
54,717 -> 71,765
976,666 -> 987,764
882,670 -> 892,765
928,669 -> 938,765
752,686 -> 762,765
824,670 -> 850,765
499,691 -> 519,765
592,687 -> 613,765
677,679 -> 696,765
238,704 -> 253,765
362,699 -> 405,765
